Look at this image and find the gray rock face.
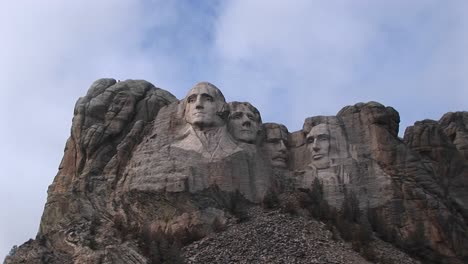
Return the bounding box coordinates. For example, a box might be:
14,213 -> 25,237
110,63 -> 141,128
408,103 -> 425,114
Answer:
120,82 -> 271,202
440,111 -> 468,160
5,79 -> 178,264
404,119 -> 468,219
291,103 -> 468,262
5,81 -> 468,264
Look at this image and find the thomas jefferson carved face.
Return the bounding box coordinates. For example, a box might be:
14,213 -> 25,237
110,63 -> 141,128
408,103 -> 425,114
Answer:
184,82 -> 225,130
263,124 -> 289,169
228,102 -> 261,143
306,124 -> 331,169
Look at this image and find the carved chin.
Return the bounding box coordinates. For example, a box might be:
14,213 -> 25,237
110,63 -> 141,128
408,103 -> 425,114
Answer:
312,158 -> 330,169
189,117 -> 222,128
235,131 -> 256,143
271,158 -> 287,169
191,116 -> 209,124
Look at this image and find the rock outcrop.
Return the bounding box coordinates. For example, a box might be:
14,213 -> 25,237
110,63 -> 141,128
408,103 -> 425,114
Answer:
5,80 -> 468,264
290,103 -> 468,263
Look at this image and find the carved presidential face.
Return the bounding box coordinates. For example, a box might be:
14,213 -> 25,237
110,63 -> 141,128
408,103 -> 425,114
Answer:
228,103 -> 261,143
306,124 -> 331,169
184,83 -> 225,129
263,125 -> 289,169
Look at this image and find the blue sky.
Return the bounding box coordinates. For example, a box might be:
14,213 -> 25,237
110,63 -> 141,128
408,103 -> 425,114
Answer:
1,0 -> 467,258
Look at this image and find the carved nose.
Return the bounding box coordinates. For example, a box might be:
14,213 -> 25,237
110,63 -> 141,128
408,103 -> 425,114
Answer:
279,140 -> 287,151
195,99 -> 204,109
194,97 -> 204,109
312,141 -> 320,151
312,142 -> 320,151
242,121 -> 251,128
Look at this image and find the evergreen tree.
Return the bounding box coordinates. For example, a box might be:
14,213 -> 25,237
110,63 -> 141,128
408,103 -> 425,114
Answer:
357,214 -> 373,245
409,221 -> 426,251
341,189 -> 360,223
8,245 -> 18,256
306,177 -> 331,220
310,177 -> 324,202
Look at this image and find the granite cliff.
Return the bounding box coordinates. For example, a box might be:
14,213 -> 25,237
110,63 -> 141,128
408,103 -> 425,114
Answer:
5,79 -> 468,264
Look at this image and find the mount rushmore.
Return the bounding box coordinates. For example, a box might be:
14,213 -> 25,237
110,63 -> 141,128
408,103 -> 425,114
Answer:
5,79 -> 468,263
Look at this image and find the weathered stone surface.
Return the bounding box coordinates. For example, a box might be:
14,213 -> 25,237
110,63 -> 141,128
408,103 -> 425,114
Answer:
119,82 -> 271,202
5,81 -> 468,264
440,111 -> 468,160
7,79 -> 178,264
404,119 -> 468,219
289,102 -> 468,262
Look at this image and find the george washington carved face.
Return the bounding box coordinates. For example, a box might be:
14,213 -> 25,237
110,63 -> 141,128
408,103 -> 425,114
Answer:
184,82 -> 226,130
227,102 -> 262,144
306,124 -> 331,169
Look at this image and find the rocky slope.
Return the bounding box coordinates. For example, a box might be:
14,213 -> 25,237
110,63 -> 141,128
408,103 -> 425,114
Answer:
183,207 -> 420,264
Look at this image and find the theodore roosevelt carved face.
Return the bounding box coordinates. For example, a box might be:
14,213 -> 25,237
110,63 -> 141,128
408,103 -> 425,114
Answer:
184,82 -> 226,130
227,102 -> 262,144
263,123 -> 289,169
306,124 -> 331,169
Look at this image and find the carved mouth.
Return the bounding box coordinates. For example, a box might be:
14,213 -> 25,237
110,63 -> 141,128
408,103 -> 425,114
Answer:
273,155 -> 287,163
313,154 -> 324,160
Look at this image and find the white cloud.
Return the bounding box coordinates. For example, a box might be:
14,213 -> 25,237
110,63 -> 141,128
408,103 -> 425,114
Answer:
213,0 -> 468,131
0,0 -> 188,257
213,1 -> 377,129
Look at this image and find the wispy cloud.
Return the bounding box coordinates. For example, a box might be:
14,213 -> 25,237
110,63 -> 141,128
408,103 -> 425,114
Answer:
0,0 -> 218,256
212,0 -> 468,131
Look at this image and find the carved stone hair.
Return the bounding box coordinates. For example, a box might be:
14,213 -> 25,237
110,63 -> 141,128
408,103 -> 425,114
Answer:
191,82 -> 226,102
261,122 -> 289,145
181,82 -> 229,120
227,101 -> 262,124
303,116 -> 349,159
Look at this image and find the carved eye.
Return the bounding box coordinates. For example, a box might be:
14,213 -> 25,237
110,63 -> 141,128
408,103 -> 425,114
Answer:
306,137 -> 314,144
231,113 -> 242,119
247,114 -> 255,121
318,135 -> 330,141
187,96 -> 196,103
205,96 -> 213,102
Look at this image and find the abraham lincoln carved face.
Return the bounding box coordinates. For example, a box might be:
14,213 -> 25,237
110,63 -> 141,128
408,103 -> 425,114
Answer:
306,124 -> 331,169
